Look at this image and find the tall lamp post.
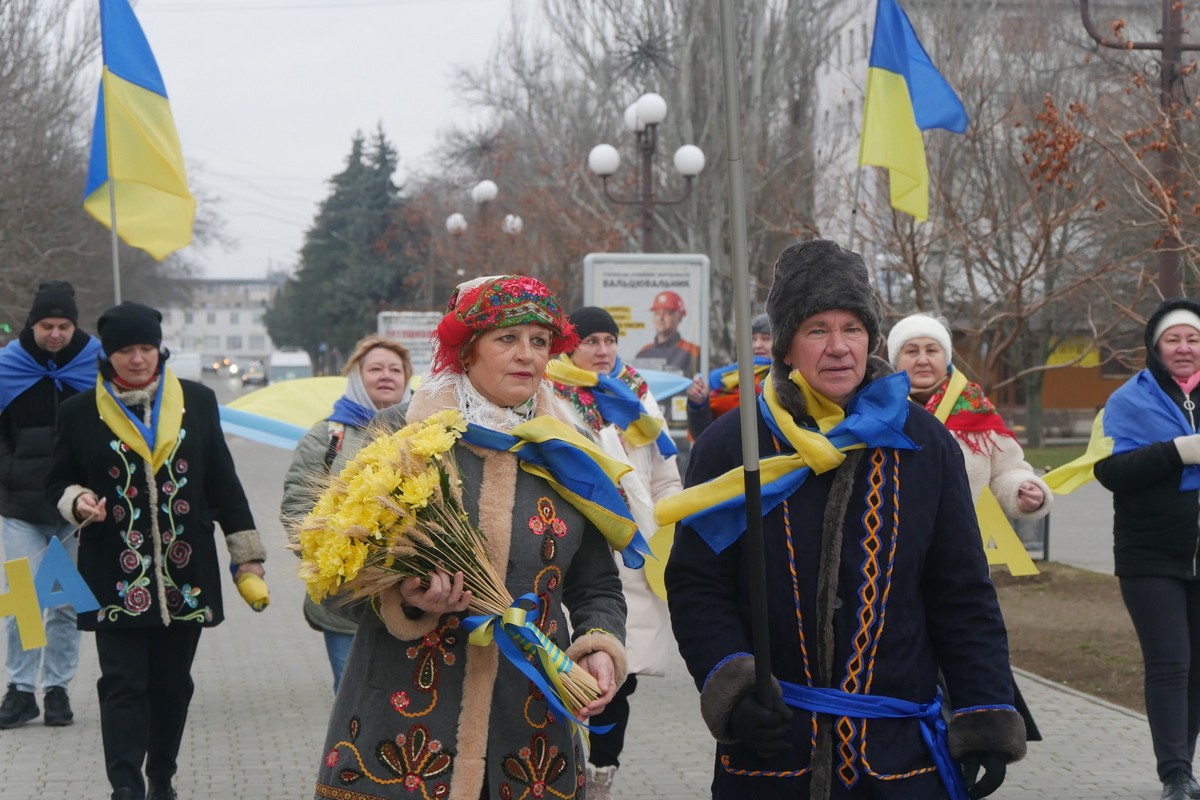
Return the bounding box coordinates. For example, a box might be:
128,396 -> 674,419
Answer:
445,180 -> 523,282
587,92 -> 705,252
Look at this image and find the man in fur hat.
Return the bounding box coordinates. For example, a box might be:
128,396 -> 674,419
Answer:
663,240 -> 1024,799
0,280 -> 101,729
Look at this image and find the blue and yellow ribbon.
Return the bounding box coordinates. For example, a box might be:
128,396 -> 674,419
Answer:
655,371 -> 916,554
462,418 -> 652,568
708,356 -> 772,392
546,357 -> 677,457
463,593 -> 612,734
95,367 -> 184,472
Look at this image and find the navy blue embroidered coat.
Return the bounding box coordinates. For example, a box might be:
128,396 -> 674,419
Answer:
46,378 -> 264,630
666,373 -> 1023,799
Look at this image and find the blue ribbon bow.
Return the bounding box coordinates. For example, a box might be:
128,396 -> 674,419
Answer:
780,680 -> 967,800
462,593 -> 613,734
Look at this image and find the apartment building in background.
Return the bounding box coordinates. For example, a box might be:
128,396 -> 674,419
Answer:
160,274 -> 286,366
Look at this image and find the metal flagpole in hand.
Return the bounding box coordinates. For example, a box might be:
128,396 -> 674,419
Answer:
716,0 -> 773,705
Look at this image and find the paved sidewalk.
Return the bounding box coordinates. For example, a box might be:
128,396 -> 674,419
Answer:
0,436 -> 1165,799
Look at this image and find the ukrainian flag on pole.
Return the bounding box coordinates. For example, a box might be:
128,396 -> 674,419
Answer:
83,0 -> 194,261
858,0 -> 967,222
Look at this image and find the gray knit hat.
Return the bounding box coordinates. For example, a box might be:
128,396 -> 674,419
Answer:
751,313 -> 771,336
765,240 -> 883,362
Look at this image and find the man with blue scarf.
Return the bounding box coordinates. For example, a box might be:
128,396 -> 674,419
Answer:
0,280 -> 100,729
663,241 -> 1025,800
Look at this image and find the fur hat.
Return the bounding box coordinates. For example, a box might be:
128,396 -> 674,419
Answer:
96,301 -> 162,355
432,275 -> 577,374
765,240 -> 882,363
751,313 -> 771,337
568,306 -> 619,343
887,314 -> 953,366
26,280 -> 78,328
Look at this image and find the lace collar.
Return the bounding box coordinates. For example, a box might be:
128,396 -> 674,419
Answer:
425,372 -> 538,432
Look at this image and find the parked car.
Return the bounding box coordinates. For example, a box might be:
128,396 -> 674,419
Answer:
240,364 -> 267,385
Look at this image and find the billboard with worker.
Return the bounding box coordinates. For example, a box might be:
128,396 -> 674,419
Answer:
582,253 -> 710,379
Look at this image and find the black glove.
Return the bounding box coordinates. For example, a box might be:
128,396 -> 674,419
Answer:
960,751 -> 1007,799
729,690 -> 793,757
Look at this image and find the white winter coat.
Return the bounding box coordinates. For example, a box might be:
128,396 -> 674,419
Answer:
556,387 -> 682,676
954,430 -> 1053,521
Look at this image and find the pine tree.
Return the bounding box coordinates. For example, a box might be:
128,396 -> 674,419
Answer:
265,127 -> 427,369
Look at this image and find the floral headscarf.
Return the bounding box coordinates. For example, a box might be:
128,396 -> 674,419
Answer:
431,275 -> 578,375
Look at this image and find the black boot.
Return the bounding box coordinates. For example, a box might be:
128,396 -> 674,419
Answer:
1164,769 -> 1194,800
111,790 -> 137,800
148,779 -> 177,800
0,684 -> 38,728
43,685 -> 73,726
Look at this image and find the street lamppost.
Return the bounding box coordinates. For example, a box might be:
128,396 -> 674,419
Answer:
587,91 -> 706,253
444,181 -> 524,282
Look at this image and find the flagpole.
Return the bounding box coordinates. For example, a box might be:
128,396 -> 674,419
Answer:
101,67 -> 121,306
847,168 -> 863,252
717,0 -> 773,705
108,179 -> 122,304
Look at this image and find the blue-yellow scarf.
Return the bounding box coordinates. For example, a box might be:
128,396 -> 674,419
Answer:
655,370 -> 916,553
462,416 -> 653,568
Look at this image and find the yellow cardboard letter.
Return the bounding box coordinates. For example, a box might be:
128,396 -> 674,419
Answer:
976,488 -> 1040,577
0,558 -> 47,650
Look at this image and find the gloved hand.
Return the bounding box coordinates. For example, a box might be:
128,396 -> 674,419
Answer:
960,751 -> 1007,799
729,690 -> 793,757
1175,434 -> 1200,465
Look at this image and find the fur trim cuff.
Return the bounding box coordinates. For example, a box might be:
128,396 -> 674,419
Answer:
948,707 -> 1027,762
699,654 -> 784,743
566,630 -> 628,690
376,584 -> 441,640
225,529 -> 267,564
56,484 -> 90,524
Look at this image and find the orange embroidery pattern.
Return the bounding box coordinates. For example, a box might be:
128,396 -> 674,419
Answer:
528,497 -> 568,563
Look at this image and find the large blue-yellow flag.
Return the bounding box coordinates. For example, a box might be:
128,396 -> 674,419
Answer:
84,0 -> 194,260
858,0 -> 967,222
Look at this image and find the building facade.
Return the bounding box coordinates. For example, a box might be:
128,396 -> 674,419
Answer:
160,275 -> 285,366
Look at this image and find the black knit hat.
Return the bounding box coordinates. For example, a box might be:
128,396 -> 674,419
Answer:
568,306 -> 619,343
765,240 -> 882,362
96,302 -> 162,355
26,280 -> 79,328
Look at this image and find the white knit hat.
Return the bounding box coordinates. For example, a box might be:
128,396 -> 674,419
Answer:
1152,309 -> 1200,345
887,314 -> 952,366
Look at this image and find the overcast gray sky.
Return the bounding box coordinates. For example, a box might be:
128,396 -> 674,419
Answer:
134,0 -> 514,279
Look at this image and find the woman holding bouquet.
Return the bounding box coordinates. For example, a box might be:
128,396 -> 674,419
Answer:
310,275 -> 629,800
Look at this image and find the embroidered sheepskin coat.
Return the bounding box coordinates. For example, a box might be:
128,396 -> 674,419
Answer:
665,366 -> 1025,799
312,381 -> 627,800
46,377 -> 264,630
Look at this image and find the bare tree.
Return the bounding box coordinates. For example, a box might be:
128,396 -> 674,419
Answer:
415,0 -> 841,359
0,0 -> 217,333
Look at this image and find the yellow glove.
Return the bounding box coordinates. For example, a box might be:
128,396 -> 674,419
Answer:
236,573 -> 270,612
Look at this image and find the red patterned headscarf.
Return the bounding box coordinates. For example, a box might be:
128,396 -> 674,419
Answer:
432,275 -> 578,375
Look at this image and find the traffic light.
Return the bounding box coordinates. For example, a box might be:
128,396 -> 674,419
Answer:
0,323 -> 10,334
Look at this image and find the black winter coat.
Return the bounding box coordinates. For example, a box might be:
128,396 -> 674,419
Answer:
1095,298 -> 1200,579
0,328 -> 95,524
46,378 -> 259,630
666,373 -> 1021,799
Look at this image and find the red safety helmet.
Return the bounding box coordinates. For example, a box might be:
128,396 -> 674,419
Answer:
650,290 -> 686,316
